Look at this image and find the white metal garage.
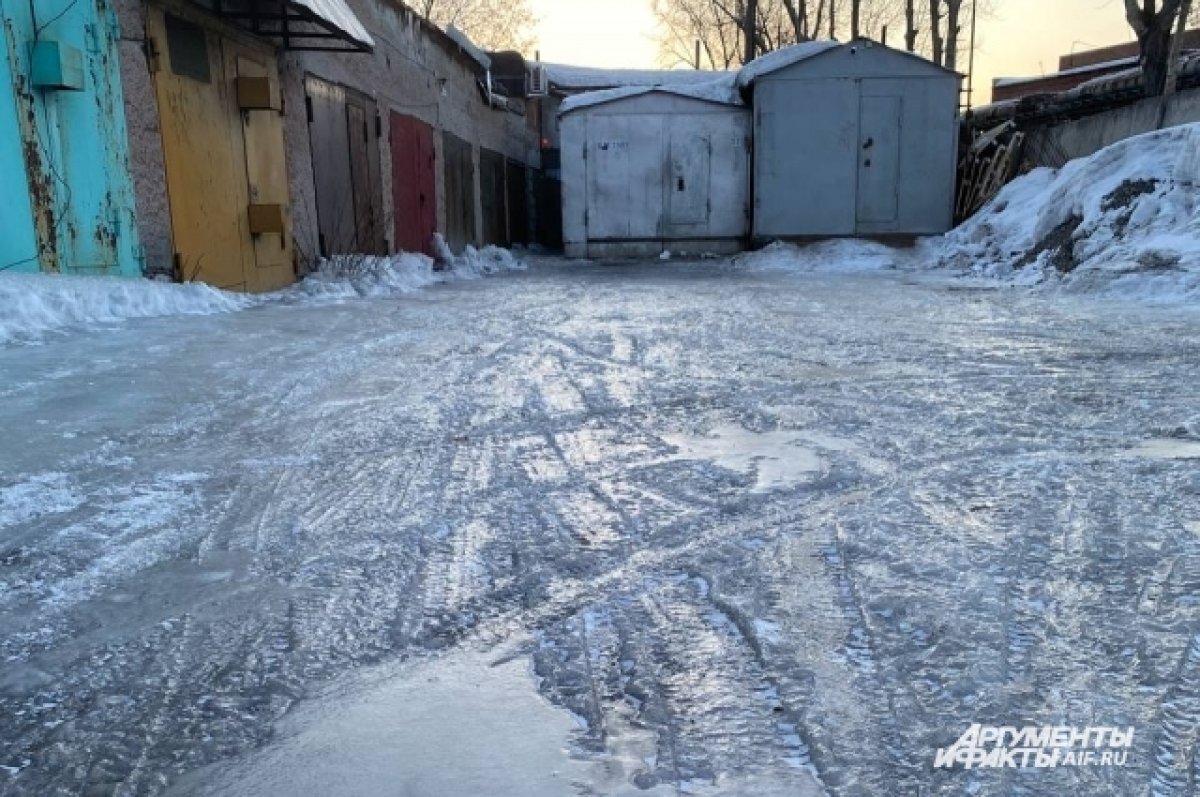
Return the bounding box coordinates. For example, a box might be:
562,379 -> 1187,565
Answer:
740,39 -> 961,239
559,84 -> 750,259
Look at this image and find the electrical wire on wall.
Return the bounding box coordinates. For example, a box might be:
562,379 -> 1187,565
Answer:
3,0 -> 81,273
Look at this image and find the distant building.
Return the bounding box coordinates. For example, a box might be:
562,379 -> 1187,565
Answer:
991,30 -> 1200,103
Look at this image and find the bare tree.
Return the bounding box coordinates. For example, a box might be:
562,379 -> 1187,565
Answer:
414,0 -> 535,52
904,0 -> 918,51
654,0 -> 988,70
1124,0 -> 1189,96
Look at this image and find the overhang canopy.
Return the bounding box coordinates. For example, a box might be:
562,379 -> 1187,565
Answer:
195,0 -> 374,52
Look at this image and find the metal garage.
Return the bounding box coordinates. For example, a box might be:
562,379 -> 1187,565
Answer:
559,85 -> 751,259
741,39 -> 961,239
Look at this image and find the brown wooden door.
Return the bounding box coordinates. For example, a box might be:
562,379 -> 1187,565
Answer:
442,132 -> 475,253
389,112 -> 437,255
305,76 -> 354,258
479,148 -> 507,247
345,94 -> 385,254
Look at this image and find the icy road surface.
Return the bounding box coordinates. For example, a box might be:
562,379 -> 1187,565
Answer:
2,259 -> 1199,797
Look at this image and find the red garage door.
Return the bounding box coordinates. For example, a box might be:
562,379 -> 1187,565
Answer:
389,112 -> 437,256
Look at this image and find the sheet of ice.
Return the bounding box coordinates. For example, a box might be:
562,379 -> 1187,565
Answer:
170,646 -> 675,797
664,424 -> 824,492
1129,438 -> 1200,460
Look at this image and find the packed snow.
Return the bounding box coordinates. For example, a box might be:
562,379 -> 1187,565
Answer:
734,238 -> 905,274
0,272 -> 252,347
735,40 -> 841,89
939,123 -> 1200,303
0,238 -> 526,345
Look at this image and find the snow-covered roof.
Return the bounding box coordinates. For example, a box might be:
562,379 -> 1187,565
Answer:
735,41 -> 840,88
559,76 -> 742,114
991,56 -> 1138,89
292,0 -> 374,49
544,63 -> 733,92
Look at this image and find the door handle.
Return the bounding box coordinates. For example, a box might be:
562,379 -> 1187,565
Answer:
863,137 -> 875,150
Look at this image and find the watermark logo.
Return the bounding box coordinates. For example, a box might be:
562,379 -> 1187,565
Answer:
935,725 -> 1134,770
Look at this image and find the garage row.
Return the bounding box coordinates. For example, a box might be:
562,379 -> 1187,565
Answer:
558,40 -> 962,259
1,0 -> 543,291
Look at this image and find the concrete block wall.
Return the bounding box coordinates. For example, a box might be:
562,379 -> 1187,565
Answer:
1025,87 -> 1200,166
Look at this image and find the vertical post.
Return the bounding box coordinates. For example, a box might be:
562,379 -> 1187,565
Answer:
695,39 -> 702,69
966,0 -> 978,110
881,25 -> 888,45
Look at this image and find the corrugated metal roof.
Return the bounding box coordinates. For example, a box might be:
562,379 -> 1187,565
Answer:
292,0 -> 374,49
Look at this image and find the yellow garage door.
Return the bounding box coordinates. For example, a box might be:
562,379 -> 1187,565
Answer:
148,7 -> 294,292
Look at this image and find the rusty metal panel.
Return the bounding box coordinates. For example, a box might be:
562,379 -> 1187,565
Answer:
235,52 -> 294,290
389,112 -> 436,256
149,7 -> 253,288
479,148 -> 507,247
442,132 -> 475,253
1,0 -> 143,276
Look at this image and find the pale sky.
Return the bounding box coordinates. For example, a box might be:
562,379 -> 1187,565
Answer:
528,0 -> 1137,103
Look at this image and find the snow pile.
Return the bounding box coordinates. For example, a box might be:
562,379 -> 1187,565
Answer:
431,233 -> 528,278
285,236 -> 526,301
0,272 -> 252,346
734,239 -> 902,274
941,123 -> 1200,302
284,253 -> 441,301
0,239 -> 528,345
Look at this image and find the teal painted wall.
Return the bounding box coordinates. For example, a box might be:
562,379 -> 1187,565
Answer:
0,0 -> 143,276
0,19 -> 40,274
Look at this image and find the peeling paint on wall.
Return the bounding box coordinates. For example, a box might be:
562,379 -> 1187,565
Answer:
0,0 -> 144,277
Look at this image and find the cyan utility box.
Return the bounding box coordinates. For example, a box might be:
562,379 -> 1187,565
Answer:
31,40 -> 84,91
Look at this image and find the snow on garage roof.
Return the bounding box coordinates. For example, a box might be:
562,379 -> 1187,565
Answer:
559,76 -> 742,114
544,63 -> 734,92
735,40 -> 841,88
292,0 -> 374,49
